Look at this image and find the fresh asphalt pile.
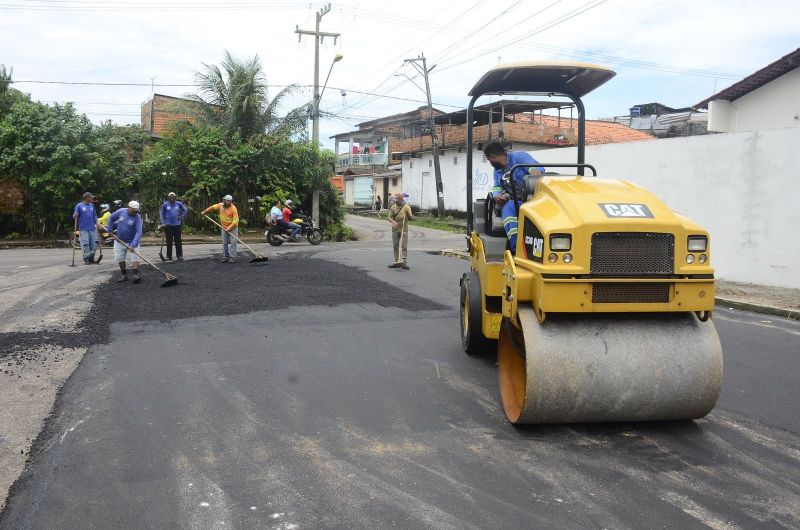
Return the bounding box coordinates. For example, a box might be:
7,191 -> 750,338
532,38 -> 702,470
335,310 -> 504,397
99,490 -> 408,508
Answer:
92,254 -> 445,322
1,254 -> 444,373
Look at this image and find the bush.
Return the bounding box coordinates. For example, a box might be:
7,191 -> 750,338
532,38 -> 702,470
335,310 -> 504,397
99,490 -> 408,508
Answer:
324,223 -> 355,242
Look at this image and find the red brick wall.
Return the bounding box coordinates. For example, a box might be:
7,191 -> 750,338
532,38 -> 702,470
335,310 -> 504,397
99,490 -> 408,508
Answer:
141,95 -> 197,136
0,177 -> 24,214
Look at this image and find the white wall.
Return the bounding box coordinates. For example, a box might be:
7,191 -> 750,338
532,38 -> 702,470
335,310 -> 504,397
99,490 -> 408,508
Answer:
533,129 -> 800,289
402,129 -> 800,289
708,68 -> 800,133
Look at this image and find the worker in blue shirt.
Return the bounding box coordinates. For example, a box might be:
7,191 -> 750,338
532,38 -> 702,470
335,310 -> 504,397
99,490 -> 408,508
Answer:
484,142 -> 543,253
73,191 -> 99,264
108,201 -> 144,283
159,192 -> 187,261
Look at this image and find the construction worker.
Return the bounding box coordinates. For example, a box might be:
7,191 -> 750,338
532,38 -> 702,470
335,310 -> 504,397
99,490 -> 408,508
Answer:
484,141 -> 543,253
202,194 -> 239,263
73,192 -> 99,265
387,192 -> 413,270
108,201 -> 143,283
159,192 -> 187,261
97,203 -> 112,246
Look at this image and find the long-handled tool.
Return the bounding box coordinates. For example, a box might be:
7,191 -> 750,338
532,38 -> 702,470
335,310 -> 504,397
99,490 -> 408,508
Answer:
110,236 -> 179,287
201,214 -> 268,263
70,217 -> 77,267
158,225 -> 166,261
95,229 -> 104,265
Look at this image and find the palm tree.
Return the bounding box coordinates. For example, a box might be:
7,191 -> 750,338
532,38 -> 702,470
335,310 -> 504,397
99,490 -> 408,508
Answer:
178,51 -> 306,140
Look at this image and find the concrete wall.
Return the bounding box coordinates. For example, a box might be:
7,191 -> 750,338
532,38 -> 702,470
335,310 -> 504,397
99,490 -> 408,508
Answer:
403,129 -> 800,289
708,68 -> 800,133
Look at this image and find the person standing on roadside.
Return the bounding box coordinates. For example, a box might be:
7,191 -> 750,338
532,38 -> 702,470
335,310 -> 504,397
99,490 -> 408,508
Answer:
159,192 -> 187,261
202,194 -> 239,263
73,192 -> 99,265
387,192 -> 413,270
108,201 -> 143,283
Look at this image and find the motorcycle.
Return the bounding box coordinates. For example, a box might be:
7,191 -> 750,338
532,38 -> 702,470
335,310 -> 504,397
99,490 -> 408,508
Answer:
265,213 -> 323,246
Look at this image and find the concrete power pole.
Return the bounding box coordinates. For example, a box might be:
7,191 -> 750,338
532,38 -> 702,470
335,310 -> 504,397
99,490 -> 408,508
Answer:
405,53 -> 444,217
295,3 -> 340,226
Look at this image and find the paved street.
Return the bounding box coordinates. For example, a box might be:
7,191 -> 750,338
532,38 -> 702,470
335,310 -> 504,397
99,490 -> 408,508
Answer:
1,216 -> 799,529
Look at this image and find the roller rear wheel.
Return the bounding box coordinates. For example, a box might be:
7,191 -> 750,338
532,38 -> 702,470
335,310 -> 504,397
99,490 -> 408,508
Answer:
460,272 -> 496,356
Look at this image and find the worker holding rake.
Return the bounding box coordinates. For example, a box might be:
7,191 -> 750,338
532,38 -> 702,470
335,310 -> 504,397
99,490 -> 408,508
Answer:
387,192 -> 413,270
202,194 -> 239,263
107,201 -> 144,283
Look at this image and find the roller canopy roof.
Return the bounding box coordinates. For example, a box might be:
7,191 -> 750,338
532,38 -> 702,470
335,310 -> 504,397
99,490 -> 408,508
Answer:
469,61 -> 616,98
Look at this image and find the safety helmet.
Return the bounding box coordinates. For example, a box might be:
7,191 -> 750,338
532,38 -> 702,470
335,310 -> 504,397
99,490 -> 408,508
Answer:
113,199 -> 123,208
128,200 -> 140,210
223,194 -> 233,201
168,192 -> 176,198
100,203 -> 110,213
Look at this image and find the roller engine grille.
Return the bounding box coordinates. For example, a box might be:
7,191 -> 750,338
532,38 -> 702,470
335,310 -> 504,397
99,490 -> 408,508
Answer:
591,232 -> 674,275
592,283 -> 670,303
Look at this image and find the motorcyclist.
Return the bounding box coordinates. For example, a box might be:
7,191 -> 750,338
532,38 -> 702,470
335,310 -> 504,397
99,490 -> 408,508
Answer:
282,200 -> 302,241
97,203 -> 112,245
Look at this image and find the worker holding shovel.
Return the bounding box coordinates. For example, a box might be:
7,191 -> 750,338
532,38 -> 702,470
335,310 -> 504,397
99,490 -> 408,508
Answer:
107,201 -> 144,283
201,194 -> 239,263
387,192 -> 413,270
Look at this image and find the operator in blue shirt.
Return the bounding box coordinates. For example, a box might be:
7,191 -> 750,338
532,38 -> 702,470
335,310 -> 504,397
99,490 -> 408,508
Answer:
73,191 -> 99,265
484,142 -> 543,253
159,192 -> 188,261
108,201 -> 144,283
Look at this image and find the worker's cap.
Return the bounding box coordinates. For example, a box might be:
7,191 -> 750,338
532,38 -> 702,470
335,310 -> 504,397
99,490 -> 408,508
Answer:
167,192 -> 176,198
83,192 -> 94,199
285,199 -> 293,205
128,200 -> 140,210
223,194 -> 233,201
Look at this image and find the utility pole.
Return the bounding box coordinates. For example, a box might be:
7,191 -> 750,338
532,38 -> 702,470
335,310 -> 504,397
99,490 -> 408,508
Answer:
405,53 -> 444,217
296,3 -> 340,226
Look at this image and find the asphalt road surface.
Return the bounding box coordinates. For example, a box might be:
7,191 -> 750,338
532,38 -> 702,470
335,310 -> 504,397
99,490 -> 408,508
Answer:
2,217 -> 799,529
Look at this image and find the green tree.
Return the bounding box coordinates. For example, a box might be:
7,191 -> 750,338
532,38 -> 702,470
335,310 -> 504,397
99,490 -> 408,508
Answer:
0,65 -> 29,118
179,51 -> 307,141
0,100 -> 149,235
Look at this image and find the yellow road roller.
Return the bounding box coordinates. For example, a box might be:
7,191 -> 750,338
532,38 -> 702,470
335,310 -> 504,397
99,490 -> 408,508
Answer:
460,62 -> 723,424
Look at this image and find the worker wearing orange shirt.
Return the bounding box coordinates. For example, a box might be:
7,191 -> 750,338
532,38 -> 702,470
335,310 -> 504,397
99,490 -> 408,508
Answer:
202,194 -> 239,263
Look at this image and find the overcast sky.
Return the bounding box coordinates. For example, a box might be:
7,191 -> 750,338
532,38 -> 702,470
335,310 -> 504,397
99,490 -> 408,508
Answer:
2,0 -> 798,151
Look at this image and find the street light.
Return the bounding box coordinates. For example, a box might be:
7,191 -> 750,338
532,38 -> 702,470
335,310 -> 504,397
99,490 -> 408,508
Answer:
311,52 -> 343,225
393,73 -> 426,95
319,53 -> 343,104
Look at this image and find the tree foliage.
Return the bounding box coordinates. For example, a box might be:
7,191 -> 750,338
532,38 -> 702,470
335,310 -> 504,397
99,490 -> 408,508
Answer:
177,51 -> 307,141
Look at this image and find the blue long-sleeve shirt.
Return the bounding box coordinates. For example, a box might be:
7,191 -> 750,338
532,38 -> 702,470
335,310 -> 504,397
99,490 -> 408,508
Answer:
73,201 -> 98,231
160,200 -> 187,226
491,151 -> 543,200
108,209 -> 142,247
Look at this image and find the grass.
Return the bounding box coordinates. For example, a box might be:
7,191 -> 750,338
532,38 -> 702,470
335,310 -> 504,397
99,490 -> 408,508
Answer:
408,215 -> 465,234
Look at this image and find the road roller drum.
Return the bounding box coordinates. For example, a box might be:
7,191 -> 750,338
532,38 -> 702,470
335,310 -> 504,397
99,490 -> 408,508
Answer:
498,307 -> 723,424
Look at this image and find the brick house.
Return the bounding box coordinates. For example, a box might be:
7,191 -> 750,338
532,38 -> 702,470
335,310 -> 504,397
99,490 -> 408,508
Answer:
140,94 -> 199,136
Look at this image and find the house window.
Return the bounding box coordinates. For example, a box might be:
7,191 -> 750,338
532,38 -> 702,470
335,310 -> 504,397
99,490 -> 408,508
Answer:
453,156 -> 458,165
410,161 -> 413,168
392,177 -> 398,186
428,159 -> 432,167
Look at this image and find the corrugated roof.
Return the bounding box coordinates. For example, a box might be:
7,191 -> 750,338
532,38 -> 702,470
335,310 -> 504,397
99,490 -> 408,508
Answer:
694,48 -> 800,109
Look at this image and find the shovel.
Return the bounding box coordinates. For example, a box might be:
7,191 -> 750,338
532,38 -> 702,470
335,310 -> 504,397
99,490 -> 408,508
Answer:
70,217 -> 77,267
95,230 -> 104,265
201,214 -> 269,263
158,225 -> 166,262
110,236 -> 179,287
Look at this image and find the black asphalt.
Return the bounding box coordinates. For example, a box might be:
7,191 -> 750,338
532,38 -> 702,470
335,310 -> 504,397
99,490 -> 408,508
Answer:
2,246 -> 799,529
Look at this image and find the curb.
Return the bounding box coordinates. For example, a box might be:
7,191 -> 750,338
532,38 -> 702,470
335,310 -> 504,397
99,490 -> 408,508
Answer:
715,298 -> 799,320
437,249 -> 798,320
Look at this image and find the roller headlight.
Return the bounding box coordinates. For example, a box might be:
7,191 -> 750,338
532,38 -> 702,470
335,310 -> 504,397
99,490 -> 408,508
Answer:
548,253 -> 558,263
699,254 -> 707,264
550,234 -> 571,251
563,253 -> 573,264
686,254 -> 695,264
688,236 -> 707,252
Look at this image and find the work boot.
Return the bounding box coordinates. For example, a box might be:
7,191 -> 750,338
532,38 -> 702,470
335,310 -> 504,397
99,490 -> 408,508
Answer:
176,256 -> 184,262
222,257 -> 229,263
117,272 -> 128,283
401,263 -> 410,270
228,257 -> 236,264
388,262 -> 401,268
132,271 -> 141,284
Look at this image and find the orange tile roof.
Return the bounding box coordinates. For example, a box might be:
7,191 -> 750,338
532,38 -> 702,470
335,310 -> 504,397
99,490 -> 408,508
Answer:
519,114 -> 655,144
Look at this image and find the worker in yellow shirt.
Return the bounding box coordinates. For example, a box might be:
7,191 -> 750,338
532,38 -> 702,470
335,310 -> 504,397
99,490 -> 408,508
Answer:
202,194 -> 240,263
